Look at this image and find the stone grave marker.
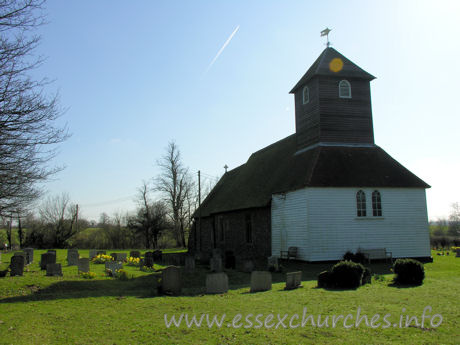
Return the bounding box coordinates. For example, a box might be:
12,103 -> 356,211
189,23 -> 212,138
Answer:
67,249 -> 79,266
285,271 -> 302,290
78,258 -> 90,273
89,250 -> 97,259
250,271 -> 272,293
162,266 -> 182,295
23,248 -> 34,264
210,256 -> 223,272
184,256 -> 195,271
267,256 -> 280,272
206,272 -> 228,294
40,252 -> 56,270
153,250 -> 162,262
47,249 -> 56,255
144,252 -> 154,267
10,255 -> 25,276
130,251 -> 141,258
113,253 -> 127,262
46,263 -> 63,276
14,251 -> 26,261
105,261 -> 123,274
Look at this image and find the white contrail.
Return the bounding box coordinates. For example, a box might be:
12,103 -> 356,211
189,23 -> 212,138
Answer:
205,25 -> 240,74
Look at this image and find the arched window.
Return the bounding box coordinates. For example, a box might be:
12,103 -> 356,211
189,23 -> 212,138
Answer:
372,190 -> 382,217
302,86 -> 309,104
356,190 -> 366,217
339,80 -> 351,98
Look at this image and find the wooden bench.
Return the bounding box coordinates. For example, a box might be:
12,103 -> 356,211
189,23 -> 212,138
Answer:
280,247 -> 298,260
361,248 -> 392,263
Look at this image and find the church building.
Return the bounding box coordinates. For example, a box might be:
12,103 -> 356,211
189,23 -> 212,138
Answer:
189,47 -> 431,262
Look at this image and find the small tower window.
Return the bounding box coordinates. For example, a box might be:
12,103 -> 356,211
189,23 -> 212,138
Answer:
356,190 -> 366,217
302,86 -> 310,104
339,80 -> 351,98
372,190 -> 382,217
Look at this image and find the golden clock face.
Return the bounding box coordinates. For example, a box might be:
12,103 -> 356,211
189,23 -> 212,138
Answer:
329,57 -> 344,73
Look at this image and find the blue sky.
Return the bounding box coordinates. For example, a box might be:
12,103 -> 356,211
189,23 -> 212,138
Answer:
34,1 -> 460,221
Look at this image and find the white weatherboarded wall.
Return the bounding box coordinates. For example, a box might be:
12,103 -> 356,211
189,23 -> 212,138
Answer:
271,187 -> 430,261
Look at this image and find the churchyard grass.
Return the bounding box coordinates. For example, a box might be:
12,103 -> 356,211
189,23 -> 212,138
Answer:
0,250 -> 458,344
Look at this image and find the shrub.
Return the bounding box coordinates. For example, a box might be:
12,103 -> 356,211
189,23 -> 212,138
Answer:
92,254 -> 113,264
362,267 -> 372,285
79,271 -> 97,279
343,251 -> 355,262
330,261 -> 365,289
393,259 -> 425,286
342,250 -> 366,264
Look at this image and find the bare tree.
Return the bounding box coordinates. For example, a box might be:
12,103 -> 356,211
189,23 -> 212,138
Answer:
155,141 -> 194,247
39,193 -> 78,248
0,0 -> 68,217
128,181 -> 169,249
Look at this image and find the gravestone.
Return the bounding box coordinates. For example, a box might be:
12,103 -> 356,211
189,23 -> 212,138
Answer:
144,252 -> 154,267
40,252 -> 56,270
105,261 -> 123,274
210,256 -> 223,272
130,251 -> 141,258
10,255 -> 25,276
184,256 -> 195,271
46,263 -> 63,276
89,250 -> 97,259
153,250 -> 162,262
67,249 -> 79,266
23,248 -> 34,264
162,266 -> 182,295
250,271 -> 272,292
206,272 -> 228,294
113,253 -> 127,262
47,249 -> 56,255
241,259 -> 255,273
14,252 -> 27,261
285,271 -> 302,290
267,256 -> 280,272
224,251 -> 236,269
78,258 -> 90,273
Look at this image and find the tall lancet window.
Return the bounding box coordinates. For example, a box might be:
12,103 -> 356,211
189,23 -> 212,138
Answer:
356,190 -> 366,217
302,86 -> 310,104
339,80 -> 352,98
372,190 -> 382,216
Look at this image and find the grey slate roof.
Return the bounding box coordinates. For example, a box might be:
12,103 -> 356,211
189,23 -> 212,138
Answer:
195,135 -> 430,217
290,47 -> 376,93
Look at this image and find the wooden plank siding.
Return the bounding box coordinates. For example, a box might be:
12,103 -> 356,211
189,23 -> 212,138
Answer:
271,187 -> 430,261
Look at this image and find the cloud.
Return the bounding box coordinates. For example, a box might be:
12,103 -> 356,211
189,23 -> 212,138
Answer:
204,25 -> 240,74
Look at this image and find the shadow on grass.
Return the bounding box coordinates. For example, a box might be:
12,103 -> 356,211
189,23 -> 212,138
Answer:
0,261 -> 393,303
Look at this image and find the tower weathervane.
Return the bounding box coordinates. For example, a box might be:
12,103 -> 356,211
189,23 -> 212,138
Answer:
320,27 -> 332,47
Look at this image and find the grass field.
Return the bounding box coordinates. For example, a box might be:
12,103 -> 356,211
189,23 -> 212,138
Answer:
0,249 -> 458,344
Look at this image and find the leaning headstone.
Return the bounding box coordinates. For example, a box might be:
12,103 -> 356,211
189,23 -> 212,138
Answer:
242,259 -> 255,273
105,261 -> 123,274
285,271 -> 302,290
144,252 -> 154,268
162,266 -> 182,295
89,250 -> 97,259
10,255 -> 25,276
46,263 -> 63,276
250,271 -> 272,293
210,256 -> 223,272
40,252 -> 56,270
184,256 -> 195,272
23,248 -> 34,264
206,272 -> 228,294
130,251 -> 141,258
67,249 -> 79,266
78,258 -> 90,273
267,256 -> 280,272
